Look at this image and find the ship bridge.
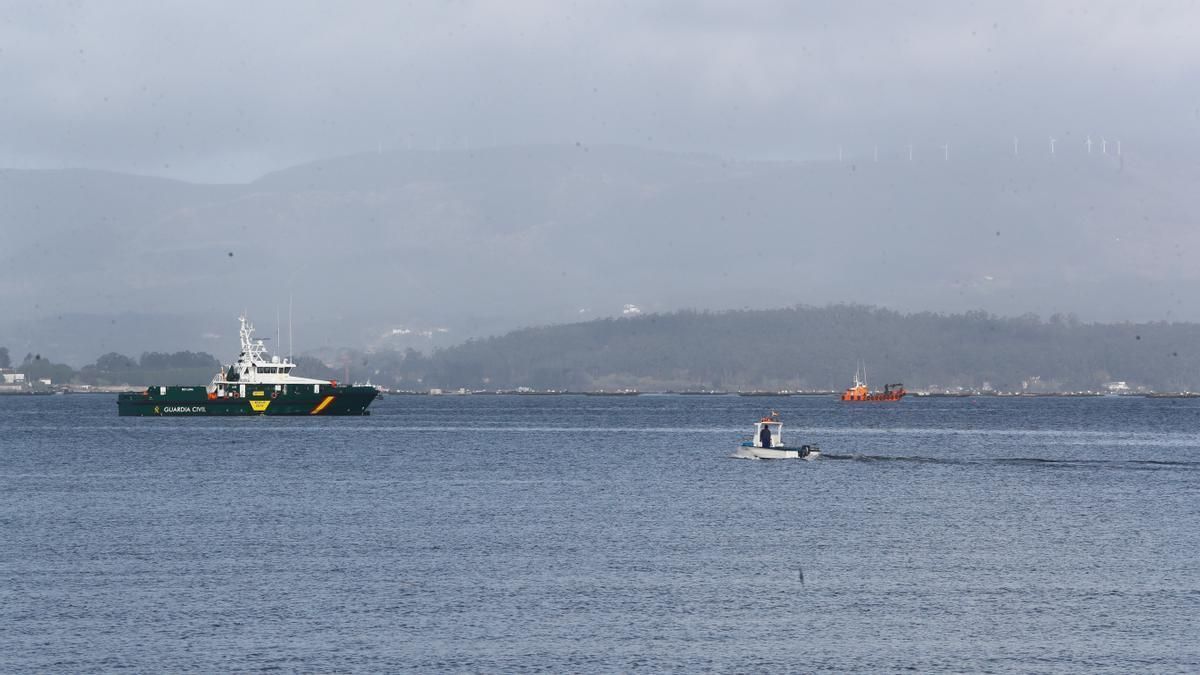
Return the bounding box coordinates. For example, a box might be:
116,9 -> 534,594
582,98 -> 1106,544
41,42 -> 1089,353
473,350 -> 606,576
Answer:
212,316 -> 333,388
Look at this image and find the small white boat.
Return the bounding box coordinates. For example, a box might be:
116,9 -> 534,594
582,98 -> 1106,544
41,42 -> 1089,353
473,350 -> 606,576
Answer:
733,412 -> 820,460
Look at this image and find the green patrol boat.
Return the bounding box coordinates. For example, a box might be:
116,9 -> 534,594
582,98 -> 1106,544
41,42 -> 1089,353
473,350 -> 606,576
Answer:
117,315 -> 377,416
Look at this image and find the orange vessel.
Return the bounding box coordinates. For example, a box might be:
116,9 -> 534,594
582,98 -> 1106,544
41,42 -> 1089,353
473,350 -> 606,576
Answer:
840,362 -> 906,402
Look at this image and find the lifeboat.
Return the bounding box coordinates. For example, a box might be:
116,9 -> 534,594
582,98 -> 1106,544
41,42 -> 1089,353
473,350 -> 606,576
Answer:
840,362 -> 905,402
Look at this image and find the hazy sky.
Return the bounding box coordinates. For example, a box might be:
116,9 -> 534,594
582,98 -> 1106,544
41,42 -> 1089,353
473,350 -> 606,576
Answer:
2,1 -> 1198,182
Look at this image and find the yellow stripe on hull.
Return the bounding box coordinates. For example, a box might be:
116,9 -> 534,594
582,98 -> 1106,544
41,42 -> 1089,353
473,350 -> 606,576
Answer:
310,395 -> 335,415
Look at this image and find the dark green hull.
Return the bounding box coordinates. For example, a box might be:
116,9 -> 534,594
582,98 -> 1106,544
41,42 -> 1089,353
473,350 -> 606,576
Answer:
117,385 -> 377,416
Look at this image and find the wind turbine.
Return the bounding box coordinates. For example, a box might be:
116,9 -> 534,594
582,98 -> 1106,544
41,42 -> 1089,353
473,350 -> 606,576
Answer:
1117,139 -> 1122,156
941,143 -> 950,161
907,141 -> 914,162
1013,136 -> 1019,157
1085,135 -> 1093,154
1101,138 -> 1108,154
1049,137 -> 1057,155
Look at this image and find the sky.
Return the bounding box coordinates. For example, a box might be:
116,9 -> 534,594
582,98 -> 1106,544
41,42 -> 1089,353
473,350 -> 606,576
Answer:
2,1 -> 1198,182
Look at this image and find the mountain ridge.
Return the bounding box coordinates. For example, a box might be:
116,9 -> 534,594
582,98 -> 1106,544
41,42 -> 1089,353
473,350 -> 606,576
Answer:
3,144 -> 1198,363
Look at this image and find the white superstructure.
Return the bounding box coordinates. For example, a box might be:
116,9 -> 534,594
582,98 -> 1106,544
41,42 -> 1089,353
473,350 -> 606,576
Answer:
206,316 -> 333,397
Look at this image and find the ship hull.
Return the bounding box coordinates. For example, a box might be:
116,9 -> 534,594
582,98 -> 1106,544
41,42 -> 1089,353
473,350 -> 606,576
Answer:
840,391 -> 906,402
733,442 -> 820,460
117,385 -> 378,416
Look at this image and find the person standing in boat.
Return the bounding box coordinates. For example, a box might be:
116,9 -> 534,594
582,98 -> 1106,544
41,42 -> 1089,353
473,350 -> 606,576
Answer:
759,423 -> 773,448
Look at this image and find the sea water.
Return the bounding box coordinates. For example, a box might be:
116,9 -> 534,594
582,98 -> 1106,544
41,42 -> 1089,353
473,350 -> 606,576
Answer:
1,394 -> 1197,672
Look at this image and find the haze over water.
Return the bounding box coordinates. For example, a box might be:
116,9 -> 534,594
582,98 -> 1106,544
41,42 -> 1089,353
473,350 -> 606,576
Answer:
3,394 -> 1197,672
6,2 -> 1200,355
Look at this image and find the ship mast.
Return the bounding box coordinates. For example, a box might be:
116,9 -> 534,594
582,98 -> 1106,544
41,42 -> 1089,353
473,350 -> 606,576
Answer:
239,315 -> 268,363
854,359 -> 867,388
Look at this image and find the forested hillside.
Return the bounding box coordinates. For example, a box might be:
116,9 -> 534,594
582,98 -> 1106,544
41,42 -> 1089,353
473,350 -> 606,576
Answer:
390,306 -> 1200,392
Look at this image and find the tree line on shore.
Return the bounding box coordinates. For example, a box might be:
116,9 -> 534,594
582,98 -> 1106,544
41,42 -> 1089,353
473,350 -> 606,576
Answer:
0,350 -> 222,387
5,305 -> 1200,392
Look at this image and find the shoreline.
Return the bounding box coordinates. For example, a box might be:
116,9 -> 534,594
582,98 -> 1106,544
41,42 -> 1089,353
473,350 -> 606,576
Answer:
5,388 -> 1197,399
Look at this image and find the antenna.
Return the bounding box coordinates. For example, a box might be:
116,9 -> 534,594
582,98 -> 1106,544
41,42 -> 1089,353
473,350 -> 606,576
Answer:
288,294 -> 293,361
1049,137 -> 1057,156
276,306 -> 280,358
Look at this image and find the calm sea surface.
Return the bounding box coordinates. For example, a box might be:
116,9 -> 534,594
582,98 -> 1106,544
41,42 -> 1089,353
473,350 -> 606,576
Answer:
2,394 -> 1198,672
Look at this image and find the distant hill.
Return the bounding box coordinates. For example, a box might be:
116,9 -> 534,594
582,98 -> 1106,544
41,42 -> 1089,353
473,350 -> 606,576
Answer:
3,144 -> 1200,363
8,305 -> 1198,392
392,306 -> 1200,392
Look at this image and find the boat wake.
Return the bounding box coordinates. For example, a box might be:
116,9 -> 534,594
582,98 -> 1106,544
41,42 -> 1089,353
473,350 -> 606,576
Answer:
818,453 -> 1200,470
